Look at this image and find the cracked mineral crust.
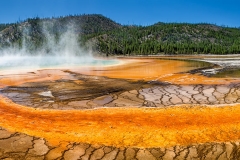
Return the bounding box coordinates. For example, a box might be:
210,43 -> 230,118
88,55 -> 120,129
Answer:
1,57 -> 240,159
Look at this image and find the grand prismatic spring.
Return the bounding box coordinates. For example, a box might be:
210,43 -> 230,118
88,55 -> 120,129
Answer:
1,55 -> 240,159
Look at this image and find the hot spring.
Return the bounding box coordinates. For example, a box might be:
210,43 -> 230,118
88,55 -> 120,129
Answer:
0,55 -> 121,71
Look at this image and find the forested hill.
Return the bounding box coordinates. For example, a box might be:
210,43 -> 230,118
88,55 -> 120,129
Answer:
0,14 -> 121,52
0,14 -> 240,55
97,23 -> 240,55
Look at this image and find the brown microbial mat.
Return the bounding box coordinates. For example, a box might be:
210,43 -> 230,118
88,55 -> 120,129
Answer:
1,57 -> 240,159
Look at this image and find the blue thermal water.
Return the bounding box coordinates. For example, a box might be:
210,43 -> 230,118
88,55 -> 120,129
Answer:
0,56 -> 120,71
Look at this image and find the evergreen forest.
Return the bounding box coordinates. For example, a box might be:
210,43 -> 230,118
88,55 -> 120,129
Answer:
0,14 -> 240,55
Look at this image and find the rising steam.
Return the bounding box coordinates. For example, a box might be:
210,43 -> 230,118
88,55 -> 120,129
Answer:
0,20 -> 98,70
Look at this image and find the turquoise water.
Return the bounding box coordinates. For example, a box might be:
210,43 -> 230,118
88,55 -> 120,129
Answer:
0,56 -> 120,71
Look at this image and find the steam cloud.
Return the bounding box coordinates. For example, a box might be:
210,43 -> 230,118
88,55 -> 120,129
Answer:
0,20 -> 99,70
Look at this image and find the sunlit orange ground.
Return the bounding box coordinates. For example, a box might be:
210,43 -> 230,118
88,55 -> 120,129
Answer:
158,73 -> 240,85
1,58 -> 239,87
0,69 -> 76,88
1,58 -> 240,148
73,58 -> 240,85
1,96 -> 240,148
74,58 -> 190,80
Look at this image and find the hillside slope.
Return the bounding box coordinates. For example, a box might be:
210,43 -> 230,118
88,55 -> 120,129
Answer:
0,14 -> 121,51
95,23 -> 240,55
0,14 -> 240,55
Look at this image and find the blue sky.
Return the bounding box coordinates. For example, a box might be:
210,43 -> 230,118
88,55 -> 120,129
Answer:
0,0 -> 239,27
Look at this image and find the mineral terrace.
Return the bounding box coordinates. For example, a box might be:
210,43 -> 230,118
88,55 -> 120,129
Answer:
1,57 -> 240,160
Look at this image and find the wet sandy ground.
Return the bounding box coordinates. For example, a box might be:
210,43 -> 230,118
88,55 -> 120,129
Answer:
1,57 -> 240,159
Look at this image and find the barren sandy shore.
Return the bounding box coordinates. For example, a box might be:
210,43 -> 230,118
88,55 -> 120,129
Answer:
1,57 -> 240,159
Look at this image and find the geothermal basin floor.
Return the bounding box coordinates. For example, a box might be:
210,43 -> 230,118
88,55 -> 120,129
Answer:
1,57 -> 240,159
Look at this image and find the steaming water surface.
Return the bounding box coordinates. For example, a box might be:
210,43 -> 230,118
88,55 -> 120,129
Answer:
0,55 -> 120,71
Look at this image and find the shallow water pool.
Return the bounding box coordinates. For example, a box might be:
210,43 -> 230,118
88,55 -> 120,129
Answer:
0,55 -> 120,71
